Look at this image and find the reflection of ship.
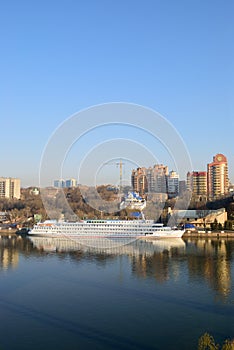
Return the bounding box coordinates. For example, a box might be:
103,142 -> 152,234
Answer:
149,238 -> 186,250
28,219 -> 184,238
28,236 -> 186,255
120,192 -> 146,211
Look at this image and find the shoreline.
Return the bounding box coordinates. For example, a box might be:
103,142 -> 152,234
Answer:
0,230 -> 234,239
0,231 -> 17,236
183,231 -> 234,238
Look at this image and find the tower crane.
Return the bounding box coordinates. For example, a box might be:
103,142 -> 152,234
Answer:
104,159 -> 125,194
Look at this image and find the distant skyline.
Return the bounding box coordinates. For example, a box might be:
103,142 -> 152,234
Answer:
1,0 -> 233,187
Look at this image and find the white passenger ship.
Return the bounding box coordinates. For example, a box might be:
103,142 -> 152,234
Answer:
28,219 -> 185,238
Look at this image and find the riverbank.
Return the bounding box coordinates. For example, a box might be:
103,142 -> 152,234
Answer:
183,230 -> 234,238
0,229 -> 17,236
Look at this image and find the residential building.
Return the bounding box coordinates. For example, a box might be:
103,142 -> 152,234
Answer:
146,165 -> 168,193
187,172 -> 193,192
53,179 -> 65,188
167,170 -> 179,196
193,171 -> 207,196
187,171 -> 207,199
207,154 -> 229,199
0,178 -> 21,199
179,180 -> 186,195
131,164 -> 168,196
53,178 -> 77,188
65,178 -> 77,188
131,167 -> 148,197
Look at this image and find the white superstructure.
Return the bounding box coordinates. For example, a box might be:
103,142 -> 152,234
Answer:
28,219 -> 184,238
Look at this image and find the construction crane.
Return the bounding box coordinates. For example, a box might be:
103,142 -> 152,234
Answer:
116,159 -> 124,193
104,159 -> 125,194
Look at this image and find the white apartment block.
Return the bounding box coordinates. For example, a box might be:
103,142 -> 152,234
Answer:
167,170 -> 179,196
53,178 -> 77,188
65,178 -> 77,188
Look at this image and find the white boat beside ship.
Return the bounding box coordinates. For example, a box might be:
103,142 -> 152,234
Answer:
28,219 -> 185,238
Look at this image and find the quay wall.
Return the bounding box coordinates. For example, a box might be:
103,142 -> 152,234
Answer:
183,231 -> 234,238
0,230 -> 17,236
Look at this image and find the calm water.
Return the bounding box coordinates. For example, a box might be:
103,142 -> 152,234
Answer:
0,235 -> 233,350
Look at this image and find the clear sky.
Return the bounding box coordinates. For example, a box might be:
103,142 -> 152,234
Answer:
1,0 -> 233,187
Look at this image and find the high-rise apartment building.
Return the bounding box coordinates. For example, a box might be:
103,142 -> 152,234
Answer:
187,172 -> 193,192
0,178 -> 21,199
146,165 -> 168,193
187,171 -> 207,198
131,167 -> 148,196
207,154 -> 229,199
179,180 -> 187,195
167,170 -> 179,196
193,171 -> 207,196
131,164 -> 168,196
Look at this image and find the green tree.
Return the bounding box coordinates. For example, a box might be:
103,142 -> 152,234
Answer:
211,219 -> 218,231
224,220 -> 233,231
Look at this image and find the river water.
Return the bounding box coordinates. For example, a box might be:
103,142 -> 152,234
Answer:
0,236 -> 233,350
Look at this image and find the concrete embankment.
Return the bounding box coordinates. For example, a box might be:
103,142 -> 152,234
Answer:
0,230 -> 17,236
183,231 -> 234,238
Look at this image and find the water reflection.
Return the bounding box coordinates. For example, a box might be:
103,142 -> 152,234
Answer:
0,235 -> 233,298
186,239 -> 233,298
29,236 -> 186,255
0,236 -> 19,270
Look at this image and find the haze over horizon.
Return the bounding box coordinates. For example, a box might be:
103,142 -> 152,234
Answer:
1,0 -> 233,187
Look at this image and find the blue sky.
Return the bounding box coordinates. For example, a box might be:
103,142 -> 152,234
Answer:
1,0 -> 233,187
